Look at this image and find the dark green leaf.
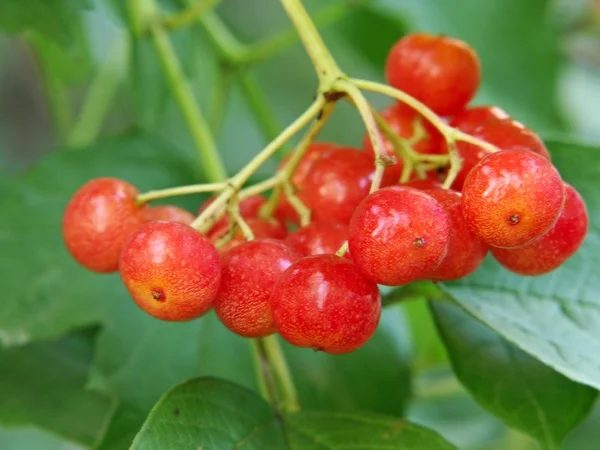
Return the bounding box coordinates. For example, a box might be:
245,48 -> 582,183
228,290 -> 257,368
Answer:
0,0 -> 91,48
440,140 -> 600,390
0,327 -> 114,447
131,377 -> 457,450
431,301 -> 596,449
364,0 -> 565,131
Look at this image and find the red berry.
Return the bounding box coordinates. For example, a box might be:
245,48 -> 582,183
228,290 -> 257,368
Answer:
451,118 -> 551,190
210,217 -> 287,254
401,177 -> 443,191
285,221 -> 349,256
363,103 -> 443,181
450,105 -> 509,133
215,239 -> 301,337
298,147 -> 390,225
424,189 -> 488,281
271,254 -> 381,354
62,177 -> 145,273
348,186 -> 451,286
277,142 -> 338,223
141,205 -> 195,225
462,149 -> 564,248
491,183 -> 588,275
198,194 -> 266,233
119,221 -> 221,321
386,33 -> 481,115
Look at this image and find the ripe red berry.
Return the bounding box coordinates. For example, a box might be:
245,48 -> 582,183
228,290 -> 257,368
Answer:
141,205 -> 195,225
210,217 -> 287,254
277,142 -> 338,223
215,239 -> 301,337
348,186 -> 451,286
424,189 -> 487,281
299,147 -> 390,225
451,117 -> 551,190
198,194 -> 266,233
271,254 -> 381,354
119,221 -> 221,321
62,177 -> 145,273
491,183 -> 588,275
462,149 -> 564,248
386,33 -> 481,115
285,221 -> 349,256
450,105 -> 509,133
401,177 -> 443,191
362,103 -> 443,181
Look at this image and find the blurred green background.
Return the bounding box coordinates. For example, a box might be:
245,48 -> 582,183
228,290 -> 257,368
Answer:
1,0 -> 600,449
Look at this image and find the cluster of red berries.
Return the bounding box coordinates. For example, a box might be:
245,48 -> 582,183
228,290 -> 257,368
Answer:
61,33 -> 589,354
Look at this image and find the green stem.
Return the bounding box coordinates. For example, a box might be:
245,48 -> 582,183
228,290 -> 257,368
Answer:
149,21 -> 227,181
209,67 -> 233,134
199,11 -> 246,62
191,96 -> 324,233
67,34 -> 130,148
136,181 -> 227,204
163,0 -> 220,30
279,0 -> 344,89
261,335 -> 300,412
251,339 -> 281,408
236,71 -> 282,143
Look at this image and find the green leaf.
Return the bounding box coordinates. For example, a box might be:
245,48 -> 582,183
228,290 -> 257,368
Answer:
431,301 -> 596,449
0,0 -> 91,48
0,327 -> 114,447
440,140 -> 600,391
0,426 -> 83,450
131,377 -> 457,450
365,0 -> 565,131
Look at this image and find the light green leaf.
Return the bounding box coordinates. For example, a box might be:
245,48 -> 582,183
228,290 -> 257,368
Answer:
131,377 -> 457,450
431,301 -> 596,449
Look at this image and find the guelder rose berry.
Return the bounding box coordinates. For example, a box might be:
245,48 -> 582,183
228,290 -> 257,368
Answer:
424,188 -> 488,281
348,186 -> 451,286
119,221 -> 221,321
462,149 -> 564,248
141,205 -> 195,225
386,33 -> 481,115
271,254 -> 381,354
215,239 -> 301,338
491,183 -> 588,275
62,177 -> 145,273
285,221 -> 349,257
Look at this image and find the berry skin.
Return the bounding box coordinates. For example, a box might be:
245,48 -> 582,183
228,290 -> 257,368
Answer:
491,183 -> 588,275
198,195 -> 266,233
119,221 -> 220,321
299,147 -> 392,225
277,142 -> 338,223
386,33 -> 481,115
62,177 -> 145,273
362,103 -> 443,181
348,186 -> 451,286
271,254 -> 381,354
141,205 -> 195,225
285,221 -> 349,256
450,105 -> 509,133
451,117 -> 551,190
210,217 -> 287,254
401,178 -> 443,191
462,149 -> 564,248
215,239 -> 302,337
424,189 -> 488,281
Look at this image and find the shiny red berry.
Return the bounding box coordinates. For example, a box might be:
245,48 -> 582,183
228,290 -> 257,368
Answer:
285,221 -> 349,256
462,149 -> 564,248
424,189 -> 487,281
62,177 -> 145,273
119,221 -> 221,321
491,183 -> 588,275
215,239 -> 301,337
450,105 -> 509,133
348,186 -> 451,286
198,194 -> 266,233
141,205 -> 195,225
210,217 -> 287,254
386,33 -> 481,115
271,254 -> 381,354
